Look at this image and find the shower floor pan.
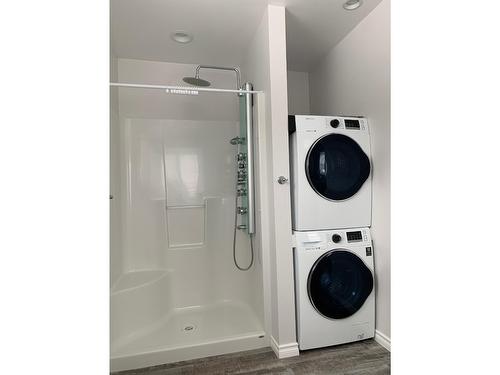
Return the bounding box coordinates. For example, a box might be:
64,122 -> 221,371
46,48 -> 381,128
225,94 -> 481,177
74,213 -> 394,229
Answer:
111,299 -> 266,372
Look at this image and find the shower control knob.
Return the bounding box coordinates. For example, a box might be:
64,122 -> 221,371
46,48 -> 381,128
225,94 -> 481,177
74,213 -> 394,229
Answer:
237,207 -> 248,214
237,153 -> 246,162
332,234 -> 342,243
238,162 -> 246,169
237,188 -> 247,196
237,224 -> 247,230
230,137 -> 244,145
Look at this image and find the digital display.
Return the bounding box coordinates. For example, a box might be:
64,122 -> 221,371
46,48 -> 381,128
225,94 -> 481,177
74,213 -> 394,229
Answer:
344,119 -> 360,129
347,231 -> 363,242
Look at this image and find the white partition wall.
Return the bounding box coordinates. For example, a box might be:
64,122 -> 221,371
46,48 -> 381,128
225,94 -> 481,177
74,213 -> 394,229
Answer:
242,5 -> 299,358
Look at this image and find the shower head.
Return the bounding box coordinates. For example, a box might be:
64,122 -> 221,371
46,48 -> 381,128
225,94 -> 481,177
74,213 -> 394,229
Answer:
183,76 -> 211,87
184,65 -> 241,90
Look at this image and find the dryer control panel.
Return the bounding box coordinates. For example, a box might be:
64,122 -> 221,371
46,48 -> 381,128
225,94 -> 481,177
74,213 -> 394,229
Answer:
344,119 -> 361,129
288,115 -> 368,135
346,231 -> 363,242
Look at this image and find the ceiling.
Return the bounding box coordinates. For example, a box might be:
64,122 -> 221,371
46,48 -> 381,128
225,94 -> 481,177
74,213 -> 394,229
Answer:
284,0 -> 383,70
111,0 -> 383,72
111,0 -> 268,68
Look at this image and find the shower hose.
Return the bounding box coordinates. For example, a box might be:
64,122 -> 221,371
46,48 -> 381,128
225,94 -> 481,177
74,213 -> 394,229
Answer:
232,161 -> 254,271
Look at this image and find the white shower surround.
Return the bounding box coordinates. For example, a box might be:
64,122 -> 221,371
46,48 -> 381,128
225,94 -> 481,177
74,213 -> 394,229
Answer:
110,60 -> 269,371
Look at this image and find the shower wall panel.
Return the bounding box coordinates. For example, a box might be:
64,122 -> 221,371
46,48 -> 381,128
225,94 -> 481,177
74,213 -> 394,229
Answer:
120,117 -> 259,309
122,119 -> 166,271
110,54 -> 123,287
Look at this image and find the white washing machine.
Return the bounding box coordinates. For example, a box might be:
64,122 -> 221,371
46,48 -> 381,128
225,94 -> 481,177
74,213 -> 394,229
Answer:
294,227 -> 375,350
289,115 -> 372,231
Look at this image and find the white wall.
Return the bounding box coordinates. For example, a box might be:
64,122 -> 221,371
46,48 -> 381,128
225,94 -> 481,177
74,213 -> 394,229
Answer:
287,71 -> 310,115
309,0 -> 391,339
242,5 -> 298,357
117,59 -> 239,121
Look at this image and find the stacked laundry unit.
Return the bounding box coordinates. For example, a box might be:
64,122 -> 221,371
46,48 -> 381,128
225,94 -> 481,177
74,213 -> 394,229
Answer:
289,115 -> 375,350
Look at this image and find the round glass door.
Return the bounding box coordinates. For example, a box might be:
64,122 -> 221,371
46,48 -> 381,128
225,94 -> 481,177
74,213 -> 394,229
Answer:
306,134 -> 370,201
308,250 -> 373,319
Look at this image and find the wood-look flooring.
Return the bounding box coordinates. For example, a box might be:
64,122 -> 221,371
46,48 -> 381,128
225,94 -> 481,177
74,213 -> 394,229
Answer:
113,339 -> 390,375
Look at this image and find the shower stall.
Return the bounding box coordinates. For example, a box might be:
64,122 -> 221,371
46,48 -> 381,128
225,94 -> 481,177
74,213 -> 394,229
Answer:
110,59 -> 268,371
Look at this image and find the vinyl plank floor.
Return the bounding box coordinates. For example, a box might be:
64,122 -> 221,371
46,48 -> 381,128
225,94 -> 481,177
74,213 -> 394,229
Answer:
112,339 -> 390,375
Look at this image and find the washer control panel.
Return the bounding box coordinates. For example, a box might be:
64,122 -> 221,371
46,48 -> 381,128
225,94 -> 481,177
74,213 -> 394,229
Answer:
294,228 -> 372,249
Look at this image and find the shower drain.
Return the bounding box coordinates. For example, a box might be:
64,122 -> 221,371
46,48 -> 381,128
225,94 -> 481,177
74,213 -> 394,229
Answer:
182,324 -> 196,332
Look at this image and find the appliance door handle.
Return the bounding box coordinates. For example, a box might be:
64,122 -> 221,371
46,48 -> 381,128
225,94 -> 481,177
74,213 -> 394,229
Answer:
277,176 -> 288,184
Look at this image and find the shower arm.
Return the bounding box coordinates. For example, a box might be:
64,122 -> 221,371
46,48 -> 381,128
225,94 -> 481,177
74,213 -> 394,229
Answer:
195,65 -> 242,90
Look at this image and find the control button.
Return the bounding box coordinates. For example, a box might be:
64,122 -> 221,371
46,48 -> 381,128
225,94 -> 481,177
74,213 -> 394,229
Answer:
332,234 -> 341,243
330,119 -> 340,128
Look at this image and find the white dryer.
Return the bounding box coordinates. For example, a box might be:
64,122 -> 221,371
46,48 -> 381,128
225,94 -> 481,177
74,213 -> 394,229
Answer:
294,227 -> 375,350
289,115 -> 372,231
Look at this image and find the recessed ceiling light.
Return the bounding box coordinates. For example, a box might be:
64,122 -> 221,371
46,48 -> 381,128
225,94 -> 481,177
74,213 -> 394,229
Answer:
171,31 -> 193,44
343,0 -> 362,11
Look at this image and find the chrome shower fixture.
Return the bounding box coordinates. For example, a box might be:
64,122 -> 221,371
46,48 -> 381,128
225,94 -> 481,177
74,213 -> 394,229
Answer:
237,187 -> 247,197
237,207 -> 248,215
230,137 -> 244,145
183,65 -> 242,90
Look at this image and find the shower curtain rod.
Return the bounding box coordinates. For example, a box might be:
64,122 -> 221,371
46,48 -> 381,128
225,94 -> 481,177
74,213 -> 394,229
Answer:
110,82 -> 262,94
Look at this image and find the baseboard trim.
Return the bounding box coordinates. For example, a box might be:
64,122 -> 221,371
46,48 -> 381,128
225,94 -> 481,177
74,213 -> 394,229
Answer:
270,336 -> 299,359
374,330 -> 391,352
